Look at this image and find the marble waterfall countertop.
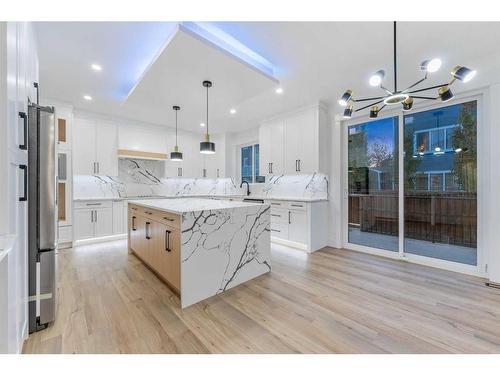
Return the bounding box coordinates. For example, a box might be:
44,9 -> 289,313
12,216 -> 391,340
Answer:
129,198 -> 271,308
128,197 -> 270,214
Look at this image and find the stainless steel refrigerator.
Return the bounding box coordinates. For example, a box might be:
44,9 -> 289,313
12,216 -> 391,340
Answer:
27,103 -> 58,333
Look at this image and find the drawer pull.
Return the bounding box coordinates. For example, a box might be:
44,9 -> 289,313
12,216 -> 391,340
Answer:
165,230 -> 171,252
291,204 -> 303,207
132,216 -> 136,231
271,203 -> 281,206
86,203 -> 102,206
271,229 -> 281,233
163,217 -> 175,222
271,214 -> 281,217
145,222 -> 151,240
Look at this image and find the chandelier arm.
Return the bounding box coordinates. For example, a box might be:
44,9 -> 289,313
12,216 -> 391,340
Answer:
354,99 -> 385,112
401,74 -> 428,93
407,83 -> 450,94
352,95 -> 387,103
380,85 -> 393,95
411,95 -> 438,100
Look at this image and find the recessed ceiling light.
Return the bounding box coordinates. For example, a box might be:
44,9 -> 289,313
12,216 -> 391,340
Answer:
200,122 -> 205,127
275,87 -> 283,94
83,95 -> 92,101
230,108 -> 236,114
91,63 -> 102,71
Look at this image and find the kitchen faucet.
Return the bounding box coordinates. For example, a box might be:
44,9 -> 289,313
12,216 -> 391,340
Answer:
240,180 -> 250,196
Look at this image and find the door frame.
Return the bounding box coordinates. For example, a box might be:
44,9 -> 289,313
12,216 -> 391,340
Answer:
341,89 -> 485,277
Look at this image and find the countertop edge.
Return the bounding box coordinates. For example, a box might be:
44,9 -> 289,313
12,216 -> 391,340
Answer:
128,199 -> 271,215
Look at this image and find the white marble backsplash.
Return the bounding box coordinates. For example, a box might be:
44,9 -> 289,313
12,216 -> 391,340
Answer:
73,158 -> 328,200
250,173 -> 329,200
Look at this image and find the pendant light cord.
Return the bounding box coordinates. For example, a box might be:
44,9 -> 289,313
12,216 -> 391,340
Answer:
175,109 -> 178,147
206,85 -> 209,136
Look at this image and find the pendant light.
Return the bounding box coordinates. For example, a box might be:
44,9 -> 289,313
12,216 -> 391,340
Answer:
200,80 -> 216,154
170,105 -> 183,161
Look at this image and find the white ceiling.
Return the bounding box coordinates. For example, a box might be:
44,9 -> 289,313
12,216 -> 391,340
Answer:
36,22 -> 500,133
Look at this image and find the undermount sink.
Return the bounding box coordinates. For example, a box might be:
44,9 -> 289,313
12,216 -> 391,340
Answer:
242,198 -> 265,203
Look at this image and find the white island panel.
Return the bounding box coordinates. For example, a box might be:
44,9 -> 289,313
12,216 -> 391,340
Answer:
181,204 -> 271,308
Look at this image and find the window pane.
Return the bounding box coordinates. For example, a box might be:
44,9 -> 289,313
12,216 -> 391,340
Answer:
404,101 -> 477,265
241,145 -> 253,183
415,132 -> 429,154
254,144 -> 265,183
348,117 -> 399,252
431,128 -> 445,152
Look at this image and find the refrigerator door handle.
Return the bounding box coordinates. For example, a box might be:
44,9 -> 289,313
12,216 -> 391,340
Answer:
19,165 -> 28,201
19,111 -> 28,150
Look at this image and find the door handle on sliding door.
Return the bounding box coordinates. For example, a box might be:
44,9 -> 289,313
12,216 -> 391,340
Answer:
19,165 -> 28,201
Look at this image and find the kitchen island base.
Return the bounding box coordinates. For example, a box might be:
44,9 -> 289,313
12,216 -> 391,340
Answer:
128,198 -> 271,308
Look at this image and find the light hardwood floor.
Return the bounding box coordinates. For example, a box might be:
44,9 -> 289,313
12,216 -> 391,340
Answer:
23,240 -> 500,354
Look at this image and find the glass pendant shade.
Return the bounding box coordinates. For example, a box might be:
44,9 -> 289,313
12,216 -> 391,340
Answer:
200,133 -> 215,154
170,145 -> 183,161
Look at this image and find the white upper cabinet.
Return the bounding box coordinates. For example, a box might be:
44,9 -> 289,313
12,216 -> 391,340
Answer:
259,104 -> 328,176
95,121 -> 118,176
259,119 -> 284,175
284,108 -> 318,174
73,118 -> 118,176
73,118 -> 96,175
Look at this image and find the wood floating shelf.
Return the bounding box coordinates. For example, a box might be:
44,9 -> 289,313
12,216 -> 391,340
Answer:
118,149 -> 168,161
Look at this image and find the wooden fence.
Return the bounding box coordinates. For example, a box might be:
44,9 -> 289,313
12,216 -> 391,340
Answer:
348,191 -> 477,248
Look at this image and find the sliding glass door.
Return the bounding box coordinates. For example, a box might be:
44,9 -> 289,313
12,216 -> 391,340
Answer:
403,101 -> 477,265
346,100 -> 478,269
347,117 -> 399,252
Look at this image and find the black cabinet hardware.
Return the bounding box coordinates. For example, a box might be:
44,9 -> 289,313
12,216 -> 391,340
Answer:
165,230 -> 171,252
288,211 -> 291,224
145,222 -> 151,239
19,165 -> 28,201
18,112 -> 27,150
132,216 -> 136,231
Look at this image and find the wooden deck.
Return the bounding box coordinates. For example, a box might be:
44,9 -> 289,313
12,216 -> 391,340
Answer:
22,240 -> 500,354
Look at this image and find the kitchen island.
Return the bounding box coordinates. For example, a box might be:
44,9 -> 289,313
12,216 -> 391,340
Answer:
127,198 -> 271,308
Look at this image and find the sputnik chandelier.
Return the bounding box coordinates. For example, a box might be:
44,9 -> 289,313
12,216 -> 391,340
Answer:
339,22 -> 477,119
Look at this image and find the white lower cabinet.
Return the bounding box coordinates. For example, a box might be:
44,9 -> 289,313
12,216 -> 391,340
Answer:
267,199 -> 328,252
73,200 -> 118,242
112,200 -> 125,234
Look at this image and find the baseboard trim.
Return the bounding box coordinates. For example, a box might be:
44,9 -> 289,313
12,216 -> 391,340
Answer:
74,234 -> 127,247
271,237 -> 308,251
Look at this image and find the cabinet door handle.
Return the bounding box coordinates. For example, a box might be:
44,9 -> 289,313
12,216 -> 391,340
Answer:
295,160 -> 298,172
217,168 -> 220,178
165,230 -> 171,252
95,210 -> 98,222
132,216 -> 136,231
298,159 -> 301,172
97,162 -> 100,174
270,162 -> 273,174
288,211 -> 291,224
19,165 -> 28,201
145,222 -> 151,240
18,112 -> 28,150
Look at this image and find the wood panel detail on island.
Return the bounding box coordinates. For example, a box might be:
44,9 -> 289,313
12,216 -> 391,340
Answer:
127,198 -> 271,308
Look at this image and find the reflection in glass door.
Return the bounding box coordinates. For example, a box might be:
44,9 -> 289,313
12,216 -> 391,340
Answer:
347,117 -> 399,252
403,101 -> 477,265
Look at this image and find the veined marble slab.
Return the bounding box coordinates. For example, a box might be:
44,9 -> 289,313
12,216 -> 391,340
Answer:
130,198 -> 271,308
181,203 -> 271,308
